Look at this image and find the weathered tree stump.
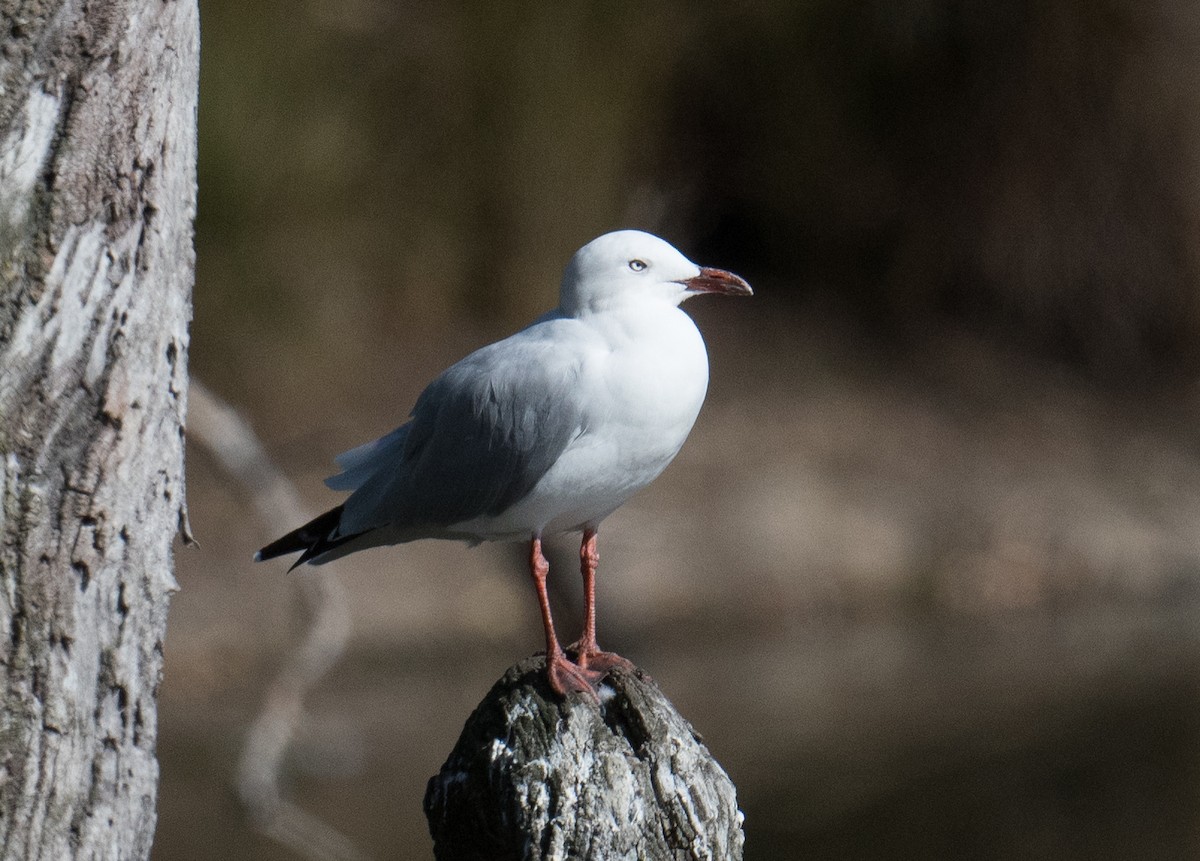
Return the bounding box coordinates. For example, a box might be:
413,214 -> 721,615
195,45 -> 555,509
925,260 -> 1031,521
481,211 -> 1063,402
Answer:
425,657 -> 744,861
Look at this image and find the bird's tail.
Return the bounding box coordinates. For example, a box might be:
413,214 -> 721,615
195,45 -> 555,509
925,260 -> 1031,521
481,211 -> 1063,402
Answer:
255,504 -> 365,571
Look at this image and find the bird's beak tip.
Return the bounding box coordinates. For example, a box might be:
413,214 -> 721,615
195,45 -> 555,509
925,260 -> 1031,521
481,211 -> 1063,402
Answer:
679,267 -> 753,297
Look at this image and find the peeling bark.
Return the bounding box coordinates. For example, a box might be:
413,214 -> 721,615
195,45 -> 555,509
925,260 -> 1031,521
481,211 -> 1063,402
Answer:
426,659 -> 745,861
0,0 -> 197,857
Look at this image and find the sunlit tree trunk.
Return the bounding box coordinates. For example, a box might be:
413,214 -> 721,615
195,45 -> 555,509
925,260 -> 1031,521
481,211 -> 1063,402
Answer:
0,0 -> 198,856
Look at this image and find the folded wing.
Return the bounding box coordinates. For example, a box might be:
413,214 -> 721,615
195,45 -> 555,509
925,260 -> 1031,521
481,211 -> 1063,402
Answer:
333,329 -> 586,538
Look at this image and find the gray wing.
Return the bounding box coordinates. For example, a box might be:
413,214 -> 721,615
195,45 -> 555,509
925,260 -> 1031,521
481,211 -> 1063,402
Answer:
335,329 -> 585,536
324,425 -> 411,492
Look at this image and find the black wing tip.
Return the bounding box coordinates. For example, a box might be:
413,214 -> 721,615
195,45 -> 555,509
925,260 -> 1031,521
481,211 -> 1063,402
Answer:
256,505 -> 360,571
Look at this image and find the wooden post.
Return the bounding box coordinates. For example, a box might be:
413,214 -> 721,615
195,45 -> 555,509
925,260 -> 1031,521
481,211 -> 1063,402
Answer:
425,658 -> 744,860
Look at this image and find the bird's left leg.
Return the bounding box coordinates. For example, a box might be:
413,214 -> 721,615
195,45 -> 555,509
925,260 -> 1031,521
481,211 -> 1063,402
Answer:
530,536 -> 598,699
570,528 -> 635,674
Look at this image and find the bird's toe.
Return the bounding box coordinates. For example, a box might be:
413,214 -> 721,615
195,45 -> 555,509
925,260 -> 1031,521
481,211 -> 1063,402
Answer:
545,652 -> 601,702
570,646 -> 637,676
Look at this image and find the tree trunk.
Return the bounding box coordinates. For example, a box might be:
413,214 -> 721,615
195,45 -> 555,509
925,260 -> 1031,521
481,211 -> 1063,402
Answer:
425,659 -> 745,861
0,0 -> 198,857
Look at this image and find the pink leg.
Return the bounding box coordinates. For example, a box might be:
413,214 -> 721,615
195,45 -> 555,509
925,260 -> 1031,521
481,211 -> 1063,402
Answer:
577,529 -> 599,655
529,537 -> 597,699
571,529 -> 635,674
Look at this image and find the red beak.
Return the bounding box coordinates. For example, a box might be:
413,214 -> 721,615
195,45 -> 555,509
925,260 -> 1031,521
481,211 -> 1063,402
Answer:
678,266 -> 753,297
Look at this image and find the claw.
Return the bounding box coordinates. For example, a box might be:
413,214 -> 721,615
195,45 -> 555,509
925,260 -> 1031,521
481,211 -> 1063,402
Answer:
546,650 -> 600,701
572,647 -> 636,675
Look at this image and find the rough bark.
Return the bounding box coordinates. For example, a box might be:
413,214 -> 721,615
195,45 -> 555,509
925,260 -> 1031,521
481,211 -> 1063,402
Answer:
425,658 -> 744,861
0,0 -> 197,858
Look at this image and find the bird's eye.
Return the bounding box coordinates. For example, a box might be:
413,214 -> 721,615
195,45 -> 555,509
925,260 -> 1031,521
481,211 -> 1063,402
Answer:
628,259 -> 648,272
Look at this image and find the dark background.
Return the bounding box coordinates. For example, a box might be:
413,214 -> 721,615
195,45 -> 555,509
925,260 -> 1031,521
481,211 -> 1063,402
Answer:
159,2 -> 1200,858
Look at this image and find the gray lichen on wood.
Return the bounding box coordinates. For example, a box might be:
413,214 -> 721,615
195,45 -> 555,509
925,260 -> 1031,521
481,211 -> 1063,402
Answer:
426,658 -> 744,861
0,0 -> 198,858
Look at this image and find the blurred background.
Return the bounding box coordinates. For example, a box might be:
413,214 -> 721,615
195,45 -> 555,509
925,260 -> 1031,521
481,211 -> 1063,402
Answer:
160,1 -> 1200,858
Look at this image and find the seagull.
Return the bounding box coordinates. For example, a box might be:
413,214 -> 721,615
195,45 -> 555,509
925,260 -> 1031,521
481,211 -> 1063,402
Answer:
256,230 -> 752,698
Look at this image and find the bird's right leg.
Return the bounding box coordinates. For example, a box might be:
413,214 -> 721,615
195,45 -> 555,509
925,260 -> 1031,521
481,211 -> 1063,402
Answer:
530,537 -> 597,700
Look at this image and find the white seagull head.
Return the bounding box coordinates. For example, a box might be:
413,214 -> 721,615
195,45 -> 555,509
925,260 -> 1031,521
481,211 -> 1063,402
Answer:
559,229 -> 752,315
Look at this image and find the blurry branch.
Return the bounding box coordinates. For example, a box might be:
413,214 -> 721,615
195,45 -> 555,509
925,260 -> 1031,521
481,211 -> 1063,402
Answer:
187,380 -> 365,861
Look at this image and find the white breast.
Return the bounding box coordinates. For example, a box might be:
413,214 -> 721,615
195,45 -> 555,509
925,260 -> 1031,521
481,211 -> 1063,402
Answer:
456,304 -> 710,539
